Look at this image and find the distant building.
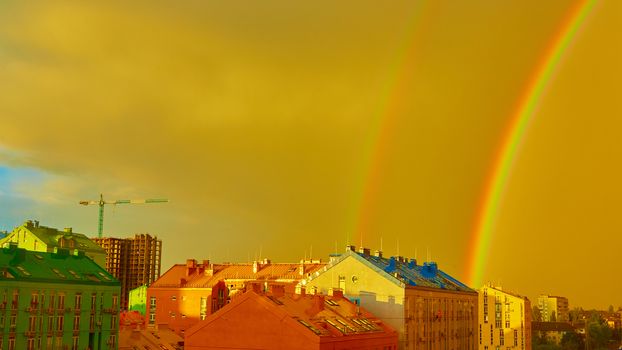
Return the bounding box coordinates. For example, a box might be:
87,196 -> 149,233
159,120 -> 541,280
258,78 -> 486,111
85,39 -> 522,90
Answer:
303,246 -> 479,350
93,233 -> 162,310
478,284 -> 532,350
0,245 -> 120,350
128,285 -> 148,315
0,220 -> 106,266
531,322 -> 575,345
147,258 -> 326,337
537,295 -> 569,322
185,286 -> 398,350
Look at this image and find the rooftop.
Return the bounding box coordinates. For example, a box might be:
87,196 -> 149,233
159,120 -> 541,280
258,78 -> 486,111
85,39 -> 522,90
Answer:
187,288 -> 396,340
151,259 -> 326,288
0,246 -> 119,286
309,248 -> 474,293
0,220 -> 105,254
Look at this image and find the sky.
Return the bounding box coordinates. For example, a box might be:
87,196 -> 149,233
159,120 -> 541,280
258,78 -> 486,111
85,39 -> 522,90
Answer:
0,0 -> 620,309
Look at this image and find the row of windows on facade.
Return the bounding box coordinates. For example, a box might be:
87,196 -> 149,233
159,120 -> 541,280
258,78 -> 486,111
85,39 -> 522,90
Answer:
147,292 -> 226,324
478,325 -> 521,347
1,290 -> 118,311
0,312 -> 118,332
0,334 -> 117,350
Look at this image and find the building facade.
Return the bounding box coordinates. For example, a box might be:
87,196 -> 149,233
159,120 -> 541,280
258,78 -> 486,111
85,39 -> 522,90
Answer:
478,284 -> 531,350
185,287 -> 398,350
537,295 -> 569,323
128,285 -> 147,315
0,220 -> 106,267
93,234 -> 162,310
147,258 -> 326,337
303,246 -> 479,350
0,246 -> 120,350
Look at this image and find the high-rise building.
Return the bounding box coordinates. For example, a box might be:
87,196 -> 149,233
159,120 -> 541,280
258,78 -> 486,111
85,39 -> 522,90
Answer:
93,234 -> 162,311
303,246 -> 479,350
537,295 -> 569,323
478,284 -> 532,350
0,245 -> 120,350
0,220 -> 106,267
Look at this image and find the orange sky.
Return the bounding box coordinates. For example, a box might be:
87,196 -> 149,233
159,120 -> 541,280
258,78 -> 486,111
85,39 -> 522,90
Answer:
0,0 -> 620,308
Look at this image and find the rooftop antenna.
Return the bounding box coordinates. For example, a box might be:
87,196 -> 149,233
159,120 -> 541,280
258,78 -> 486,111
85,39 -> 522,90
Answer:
380,237 -> 383,251
426,246 -> 430,262
335,241 -> 338,254
259,245 -> 262,260
397,238 -> 400,256
310,245 -> 313,260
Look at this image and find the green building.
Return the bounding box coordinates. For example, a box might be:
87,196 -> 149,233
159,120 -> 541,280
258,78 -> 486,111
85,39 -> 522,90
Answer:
0,245 -> 121,350
127,285 -> 147,316
0,220 -> 106,267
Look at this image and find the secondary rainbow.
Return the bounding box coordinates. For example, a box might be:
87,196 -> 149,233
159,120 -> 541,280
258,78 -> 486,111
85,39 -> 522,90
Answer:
465,0 -> 598,287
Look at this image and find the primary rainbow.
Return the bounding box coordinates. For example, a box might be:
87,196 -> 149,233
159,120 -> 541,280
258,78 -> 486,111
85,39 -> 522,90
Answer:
465,0 -> 598,287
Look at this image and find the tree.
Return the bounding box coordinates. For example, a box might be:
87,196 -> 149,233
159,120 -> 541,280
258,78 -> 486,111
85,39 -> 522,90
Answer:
550,311 -> 557,322
560,331 -> 584,350
586,313 -> 613,350
533,305 -> 543,322
608,305 -> 614,313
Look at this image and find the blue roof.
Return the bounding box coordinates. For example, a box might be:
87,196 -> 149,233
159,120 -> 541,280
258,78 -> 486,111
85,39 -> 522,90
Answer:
336,251 -> 474,293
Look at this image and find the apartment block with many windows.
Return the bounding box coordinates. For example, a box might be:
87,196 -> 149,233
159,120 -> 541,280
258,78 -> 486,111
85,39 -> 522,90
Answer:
0,245 -> 120,350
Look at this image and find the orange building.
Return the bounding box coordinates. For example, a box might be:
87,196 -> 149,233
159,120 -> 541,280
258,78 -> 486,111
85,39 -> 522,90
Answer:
146,258 -> 325,337
185,287 -> 398,350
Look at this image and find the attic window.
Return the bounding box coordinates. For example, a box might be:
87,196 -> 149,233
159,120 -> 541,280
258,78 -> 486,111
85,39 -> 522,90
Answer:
85,274 -> 100,282
267,296 -> 283,305
68,270 -> 81,279
298,320 -> 322,335
325,299 -> 339,306
0,268 -> 15,278
97,272 -> 111,281
52,268 -> 66,279
15,266 -> 31,276
34,254 -> 43,260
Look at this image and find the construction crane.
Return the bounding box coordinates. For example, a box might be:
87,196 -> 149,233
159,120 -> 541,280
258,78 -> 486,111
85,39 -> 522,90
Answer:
79,194 -> 168,238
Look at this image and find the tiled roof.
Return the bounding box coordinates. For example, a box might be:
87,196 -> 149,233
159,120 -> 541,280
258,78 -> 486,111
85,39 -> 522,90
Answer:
316,250 -> 474,293
186,290 -> 396,339
0,246 -> 118,286
119,327 -> 183,350
151,261 -> 326,288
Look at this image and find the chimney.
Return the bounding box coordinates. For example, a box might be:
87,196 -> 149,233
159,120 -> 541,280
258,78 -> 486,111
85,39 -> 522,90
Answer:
271,284 -> 285,297
202,260 -> 210,268
186,259 -> 197,276
408,259 -> 417,269
299,260 -> 305,276
253,261 -> 259,274
306,295 -> 325,316
385,257 -> 396,273
358,247 -> 371,256
63,227 -> 72,233
329,288 -> 343,299
262,258 -> 271,265
374,250 -> 383,258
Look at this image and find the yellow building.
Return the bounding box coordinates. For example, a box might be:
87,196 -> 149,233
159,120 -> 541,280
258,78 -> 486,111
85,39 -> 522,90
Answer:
478,284 -> 532,350
0,220 -> 106,267
302,246 -> 478,350
537,295 -> 569,322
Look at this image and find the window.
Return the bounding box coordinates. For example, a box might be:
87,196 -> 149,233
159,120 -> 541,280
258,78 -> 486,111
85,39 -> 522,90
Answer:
11,291 -> 18,310
8,338 -> 15,350
514,329 -> 518,346
48,316 -> 54,333
73,315 -> 80,331
112,295 -> 118,310
58,295 -> 65,310
30,292 -> 39,308
28,316 -> 36,332
57,315 -> 64,331
111,315 -> 117,330
74,294 -> 82,310
499,329 -> 504,346
91,293 -> 97,311
90,315 -> 95,331
9,315 -> 16,332
200,297 -> 207,320
72,336 -> 79,350
26,338 -> 35,350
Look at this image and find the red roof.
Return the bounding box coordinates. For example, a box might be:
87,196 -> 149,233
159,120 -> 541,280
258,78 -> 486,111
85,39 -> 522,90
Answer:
151,260 -> 326,288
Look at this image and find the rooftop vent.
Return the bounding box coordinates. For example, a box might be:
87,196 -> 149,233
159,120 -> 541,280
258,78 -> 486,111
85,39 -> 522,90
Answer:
345,245 -> 356,252
374,250 -> 383,258
358,247 -> 371,256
